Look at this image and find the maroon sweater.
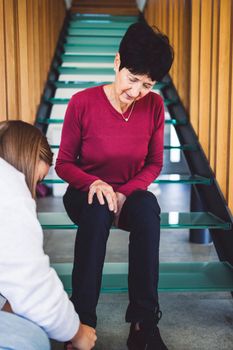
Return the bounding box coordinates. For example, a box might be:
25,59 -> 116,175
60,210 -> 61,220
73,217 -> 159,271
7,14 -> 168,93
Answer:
55,85 -> 164,197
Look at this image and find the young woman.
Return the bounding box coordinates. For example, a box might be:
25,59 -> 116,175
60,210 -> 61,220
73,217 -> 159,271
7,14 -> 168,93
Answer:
56,22 -> 174,350
0,120 -> 96,350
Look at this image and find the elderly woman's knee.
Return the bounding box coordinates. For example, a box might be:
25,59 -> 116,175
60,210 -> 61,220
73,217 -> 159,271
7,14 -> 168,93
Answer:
128,190 -> 160,215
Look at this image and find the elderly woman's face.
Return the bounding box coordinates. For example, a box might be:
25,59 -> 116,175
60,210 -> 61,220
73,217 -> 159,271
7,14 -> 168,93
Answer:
114,55 -> 155,106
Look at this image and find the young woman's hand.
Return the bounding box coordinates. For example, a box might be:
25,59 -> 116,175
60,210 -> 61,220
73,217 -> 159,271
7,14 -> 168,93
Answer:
88,180 -> 118,213
114,192 -> 127,227
71,323 -> 97,350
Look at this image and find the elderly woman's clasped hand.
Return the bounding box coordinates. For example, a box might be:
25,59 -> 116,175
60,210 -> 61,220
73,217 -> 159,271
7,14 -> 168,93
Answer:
88,180 -> 126,225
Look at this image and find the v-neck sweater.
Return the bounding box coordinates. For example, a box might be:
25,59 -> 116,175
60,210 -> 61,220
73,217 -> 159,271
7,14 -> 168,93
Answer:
55,85 -> 164,197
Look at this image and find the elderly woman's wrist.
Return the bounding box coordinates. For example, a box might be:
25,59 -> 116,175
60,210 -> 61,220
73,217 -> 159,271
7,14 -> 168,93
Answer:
89,179 -> 101,189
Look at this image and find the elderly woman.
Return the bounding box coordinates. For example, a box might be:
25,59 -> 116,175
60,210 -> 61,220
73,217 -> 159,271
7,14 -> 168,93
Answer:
56,22 -> 173,350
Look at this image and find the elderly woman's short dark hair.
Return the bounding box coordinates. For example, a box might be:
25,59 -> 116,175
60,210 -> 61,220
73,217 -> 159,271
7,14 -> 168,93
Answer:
119,22 -> 174,81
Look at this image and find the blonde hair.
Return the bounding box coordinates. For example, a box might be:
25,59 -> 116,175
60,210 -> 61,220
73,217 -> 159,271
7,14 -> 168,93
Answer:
0,120 -> 53,198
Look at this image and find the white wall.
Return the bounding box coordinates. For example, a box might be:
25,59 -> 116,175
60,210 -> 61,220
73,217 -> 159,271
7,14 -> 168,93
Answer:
64,0 -> 72,9
136,0 -> 146,12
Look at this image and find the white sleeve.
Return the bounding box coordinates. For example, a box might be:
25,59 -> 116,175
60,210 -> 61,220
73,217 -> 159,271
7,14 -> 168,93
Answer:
0,197 -> 80,341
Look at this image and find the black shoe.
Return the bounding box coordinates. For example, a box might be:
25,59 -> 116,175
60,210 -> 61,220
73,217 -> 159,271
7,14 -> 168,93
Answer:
127,316 -> 168,350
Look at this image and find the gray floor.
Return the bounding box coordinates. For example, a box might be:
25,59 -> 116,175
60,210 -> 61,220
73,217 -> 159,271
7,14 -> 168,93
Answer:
38,179 -> 233,350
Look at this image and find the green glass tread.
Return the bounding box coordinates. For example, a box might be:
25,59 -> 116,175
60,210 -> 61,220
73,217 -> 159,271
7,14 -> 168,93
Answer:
68,28 -> 126,36
51,261 -> 233,293
48,143 -> 195,151
64,44 -> 118,54
66,36 -> 121,46
70,14 -> 138,22
61,54 -> 115,63
52,81 -> 169,90
54,81 -> 109,88
69,22 -> 132,29
37,117 -> 186,126
42,175 -> 212,185
38,212 -> 231,230
46,97 -> 177,107
53,79 -> 169,90
58,67 -> 115,75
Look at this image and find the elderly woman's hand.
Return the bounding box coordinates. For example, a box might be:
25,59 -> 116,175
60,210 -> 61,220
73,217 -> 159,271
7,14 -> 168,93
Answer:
114,192 -> 126,227
88,180 -> 118,213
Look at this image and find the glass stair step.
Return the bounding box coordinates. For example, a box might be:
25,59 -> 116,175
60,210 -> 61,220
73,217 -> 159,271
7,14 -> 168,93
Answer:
37,117 -> 186,126
54,81 -> 109,88
63,44 -> 118,55
38,212 -> 231,230
46,97 -> 177,107
57,66 -> 117,75
68,28 -> 126,36
53,79 -> 170,91
70,14 -> 138,22
66,36 -> 121,45
42,175 -> 212,185
61,54 -> 115,63
48,143 -> 195,150
69,22 -> 132,29
51,261 -> 233,293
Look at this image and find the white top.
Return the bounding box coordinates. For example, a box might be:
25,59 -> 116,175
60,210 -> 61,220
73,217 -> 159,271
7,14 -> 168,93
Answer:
0,158 -> 80,341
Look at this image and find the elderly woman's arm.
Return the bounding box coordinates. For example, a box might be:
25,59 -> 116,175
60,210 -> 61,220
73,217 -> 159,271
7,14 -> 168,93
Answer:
55,96 -> 100,190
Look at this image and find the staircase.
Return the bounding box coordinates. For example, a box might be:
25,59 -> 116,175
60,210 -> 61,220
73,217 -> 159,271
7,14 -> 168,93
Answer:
36,3 -> 233,296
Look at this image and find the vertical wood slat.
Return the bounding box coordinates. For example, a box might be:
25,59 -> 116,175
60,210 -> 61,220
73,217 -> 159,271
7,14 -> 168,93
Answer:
27,0 -> 36,118
198,0 -> 212,158
189,0 -> 201,134
4,0 -> 19,120
215,0 -> 232,197
172,0 -> 179,89
16,0 -> 31,123
209,0 -> 220,172
32,0 -> 40,113
0,0 -> 7,121
147,0 -> 154,27
180,0 -> 191,112
228,16 -> 233,213
168,0 -> 174,78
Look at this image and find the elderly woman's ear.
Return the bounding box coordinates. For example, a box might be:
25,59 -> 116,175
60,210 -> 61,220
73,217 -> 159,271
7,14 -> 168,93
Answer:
114,53 -> 121,72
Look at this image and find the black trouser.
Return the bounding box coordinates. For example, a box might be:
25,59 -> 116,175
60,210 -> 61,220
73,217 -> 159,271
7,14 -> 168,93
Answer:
63,187 -> 161,328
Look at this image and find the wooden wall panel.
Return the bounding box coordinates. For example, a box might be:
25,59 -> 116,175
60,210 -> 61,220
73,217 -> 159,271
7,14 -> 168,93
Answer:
0,0 -> 7,121
144,0 -> 233,213
172,0 -> 179,88
27,0 -> 36,118
16,0 -> 31,123
198,0 -> 212,158
32,0 -> 41,113
189,0 -> 201,134
4,0 -> 19,120
209,0 -> 220,172
215,0 -> 232,197
0,0 -> 66,124
228,32 -> 233,212
168,0 -> 174,77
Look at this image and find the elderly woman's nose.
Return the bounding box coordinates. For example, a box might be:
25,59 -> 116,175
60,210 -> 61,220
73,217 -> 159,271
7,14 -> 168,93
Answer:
130,85 -> 141,98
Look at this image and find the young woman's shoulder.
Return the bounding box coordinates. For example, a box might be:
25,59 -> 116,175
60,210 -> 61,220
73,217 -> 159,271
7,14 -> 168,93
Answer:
0,158 -> 31,200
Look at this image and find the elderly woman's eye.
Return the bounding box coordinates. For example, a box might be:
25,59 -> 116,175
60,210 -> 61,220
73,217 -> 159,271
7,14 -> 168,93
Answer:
128,76 -> 136,82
